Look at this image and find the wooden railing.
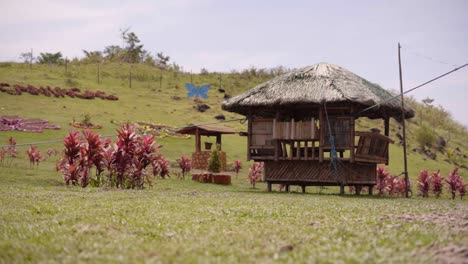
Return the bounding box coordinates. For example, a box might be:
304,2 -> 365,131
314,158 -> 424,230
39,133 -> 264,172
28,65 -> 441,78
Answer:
249,131 -> 394,164
354,131 -> 394,164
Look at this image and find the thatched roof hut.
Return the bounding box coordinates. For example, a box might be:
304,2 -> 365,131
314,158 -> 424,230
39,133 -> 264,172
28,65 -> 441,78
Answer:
222,63 -> 414,119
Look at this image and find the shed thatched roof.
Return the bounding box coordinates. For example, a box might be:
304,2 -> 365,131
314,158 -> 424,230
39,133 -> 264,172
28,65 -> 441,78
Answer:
176,124 -> 236,136
222,63 -> 415,119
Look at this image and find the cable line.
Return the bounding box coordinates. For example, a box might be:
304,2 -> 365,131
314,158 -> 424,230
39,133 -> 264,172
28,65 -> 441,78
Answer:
353,63 -> 468,117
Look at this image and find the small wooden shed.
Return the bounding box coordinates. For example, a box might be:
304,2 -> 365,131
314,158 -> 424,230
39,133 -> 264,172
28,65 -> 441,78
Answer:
176,124 -> 236,171
222,63 -> 415,194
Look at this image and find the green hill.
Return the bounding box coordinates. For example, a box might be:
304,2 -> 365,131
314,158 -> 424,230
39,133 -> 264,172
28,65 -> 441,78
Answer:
0,61 -> 467,180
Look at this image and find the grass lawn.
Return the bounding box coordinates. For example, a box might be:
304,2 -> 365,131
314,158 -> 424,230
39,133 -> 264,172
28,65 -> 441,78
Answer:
0,158 -> 467,263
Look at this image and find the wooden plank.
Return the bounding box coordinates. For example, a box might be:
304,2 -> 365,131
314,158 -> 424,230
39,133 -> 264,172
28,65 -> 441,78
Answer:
195,127 -> 201,152
384,117 -> 390,165
289,141 -> 293,160
304,140 -> 309,160
350,117 -> 355,163
247,114 -> 252,161
319,106 -> 324,163
291,119 -> 295,140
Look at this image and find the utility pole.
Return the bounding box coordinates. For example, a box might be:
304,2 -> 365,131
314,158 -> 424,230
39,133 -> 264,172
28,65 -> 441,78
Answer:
30,48 -> 33,69
219,73 -> 222,89
398,43 -> 410,198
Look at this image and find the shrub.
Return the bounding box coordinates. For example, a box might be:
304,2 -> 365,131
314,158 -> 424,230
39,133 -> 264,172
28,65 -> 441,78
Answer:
415,125 -> 436,149
431,170 -> 444,198
248,162 -> 264,188
417,170 -> 431,198
208,148 -> 222,173
178,156 -> 191,178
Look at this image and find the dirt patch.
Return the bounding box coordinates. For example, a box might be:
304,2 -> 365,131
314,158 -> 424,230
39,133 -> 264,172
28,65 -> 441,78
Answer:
419,244 -> 468,264
381,212 -> 468,232
384,212 -> 468,263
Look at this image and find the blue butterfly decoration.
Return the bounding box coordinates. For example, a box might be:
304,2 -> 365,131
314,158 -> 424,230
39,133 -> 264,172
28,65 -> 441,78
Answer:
185,83 -> 210,99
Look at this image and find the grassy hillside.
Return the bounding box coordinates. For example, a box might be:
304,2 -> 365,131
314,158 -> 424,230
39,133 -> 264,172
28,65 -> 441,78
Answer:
0,62 -> 467,263
0,61 -> 466,179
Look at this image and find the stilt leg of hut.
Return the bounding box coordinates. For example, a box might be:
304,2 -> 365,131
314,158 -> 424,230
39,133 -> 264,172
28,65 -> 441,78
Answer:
355,185 -> 361,195
267,182 -> 272,192
301,185 -> 306,193
340,184 -> 345,195
285,185 -> 290,192
368,185 -> 374,195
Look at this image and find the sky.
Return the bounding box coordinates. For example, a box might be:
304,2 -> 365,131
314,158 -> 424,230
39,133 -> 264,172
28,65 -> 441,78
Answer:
1,0 -> 467,126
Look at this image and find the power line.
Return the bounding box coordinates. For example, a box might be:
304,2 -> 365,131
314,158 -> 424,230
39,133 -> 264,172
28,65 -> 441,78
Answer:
0,118 -> 246,148
354,63 -> 468,117
401,44 -> 460,67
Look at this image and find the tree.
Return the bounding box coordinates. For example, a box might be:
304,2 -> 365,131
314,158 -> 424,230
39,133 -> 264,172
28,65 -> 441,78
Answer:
37,52 -> 64,64
156,52 -> 170,67
123,32 -> 144,63
103,45 -> 123,61
19,50 -> 35,64
82,50 -> 103,64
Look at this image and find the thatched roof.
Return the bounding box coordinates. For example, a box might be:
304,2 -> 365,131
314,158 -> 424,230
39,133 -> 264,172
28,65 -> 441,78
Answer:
222,63 -> 415,119
176,124 -> 236,136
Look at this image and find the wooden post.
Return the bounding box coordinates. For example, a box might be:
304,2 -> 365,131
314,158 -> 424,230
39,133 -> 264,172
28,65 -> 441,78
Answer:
291,118 -> 295,140
216,134 -> 221,149
384,117 -> 390,165
274,111 -> 279,161
129,66 -> 132,88
398,43 -> 410,198
160,69 -> 162,89
319,106 -> 324,163
219,73 -> 222,89
195,127 -> 201,152
247,112 -> 252,161
350,116 -> 355,163
30,48 -> 33,69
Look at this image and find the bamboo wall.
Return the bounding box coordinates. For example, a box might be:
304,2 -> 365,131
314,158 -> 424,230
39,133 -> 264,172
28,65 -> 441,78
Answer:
264,160 -> 376,185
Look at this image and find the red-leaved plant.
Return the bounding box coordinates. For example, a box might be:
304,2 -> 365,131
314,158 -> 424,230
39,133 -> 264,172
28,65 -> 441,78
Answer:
57,131 -> 82,185
26,145 -> 41,168
417,170 -> 431,198
431,170 -> 444,198
395,177 -> 410,197
458,178 -> 467,200
153,155 -> 170,179
178,156 -> 191,178
7,137 -> 17,158
376,166 -> 389,195
57,124 -> 164,189
384,174 -> 398,196
234,160 -> 242,178
445,167 -> 460,200
81,130 -> 105,187
248,162 -> 264,188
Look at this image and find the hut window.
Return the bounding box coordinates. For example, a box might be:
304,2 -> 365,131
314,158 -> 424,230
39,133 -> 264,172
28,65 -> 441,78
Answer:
323,117 -> 351,148
251,118 -> 274,146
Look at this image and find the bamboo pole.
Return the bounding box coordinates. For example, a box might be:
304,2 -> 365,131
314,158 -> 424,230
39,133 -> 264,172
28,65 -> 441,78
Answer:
398,43 -> 410,198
